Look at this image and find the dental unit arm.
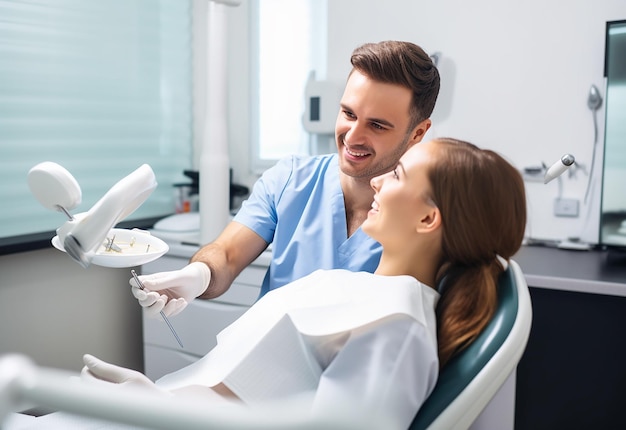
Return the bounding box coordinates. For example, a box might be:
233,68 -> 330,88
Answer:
28,162 -> 160,268
0,354 -> 370,430
60,165 -> 157,268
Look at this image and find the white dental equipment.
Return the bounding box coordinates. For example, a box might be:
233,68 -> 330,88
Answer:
0,355 -> 372,430
27,162 -> 168,268
131,269 -> 184,348
27,161 -> 82,220
544,154 -> 576,184
584,84 -> 603,203
302,71 -> 342,135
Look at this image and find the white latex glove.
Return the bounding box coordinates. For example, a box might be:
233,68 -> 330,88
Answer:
80,354 -> 169,395
130,261 -> 211,318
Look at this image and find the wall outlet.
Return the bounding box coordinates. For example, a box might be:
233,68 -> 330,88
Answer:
554,198 -> 579,217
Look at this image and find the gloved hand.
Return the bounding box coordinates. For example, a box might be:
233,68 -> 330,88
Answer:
130,261 -> 211,318
80,354 -> 169,395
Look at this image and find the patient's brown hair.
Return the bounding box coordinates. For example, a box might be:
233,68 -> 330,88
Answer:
427,138 -> 527,367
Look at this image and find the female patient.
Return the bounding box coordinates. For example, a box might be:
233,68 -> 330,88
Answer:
82,138 -> 526,429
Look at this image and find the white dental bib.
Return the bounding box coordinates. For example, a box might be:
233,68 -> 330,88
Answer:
157,269 -> 439,405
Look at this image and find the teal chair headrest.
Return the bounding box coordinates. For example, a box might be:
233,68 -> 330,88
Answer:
409,267 -> 519,430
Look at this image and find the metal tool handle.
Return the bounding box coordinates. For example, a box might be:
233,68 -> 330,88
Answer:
131,270 -> 184,348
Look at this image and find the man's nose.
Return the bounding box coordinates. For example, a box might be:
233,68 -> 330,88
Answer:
343,121 -> 367,145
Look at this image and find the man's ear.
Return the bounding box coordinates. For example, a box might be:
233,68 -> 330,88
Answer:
416,205 -> 441,233
410,118 -> 432,143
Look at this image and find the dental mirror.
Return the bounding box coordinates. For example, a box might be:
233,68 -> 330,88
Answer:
27,162 -> 82,219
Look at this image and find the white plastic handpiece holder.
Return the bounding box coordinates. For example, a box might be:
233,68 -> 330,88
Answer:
57,164 -> 158,268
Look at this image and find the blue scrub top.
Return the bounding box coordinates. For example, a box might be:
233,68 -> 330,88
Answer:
233,154 -> 382,297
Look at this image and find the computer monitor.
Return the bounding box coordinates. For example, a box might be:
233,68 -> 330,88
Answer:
599,20 -> 626,252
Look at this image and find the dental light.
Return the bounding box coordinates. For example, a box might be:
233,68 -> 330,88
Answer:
28,162 -> 168,268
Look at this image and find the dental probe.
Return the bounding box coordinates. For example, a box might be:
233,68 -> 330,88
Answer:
131,270 -> 184,348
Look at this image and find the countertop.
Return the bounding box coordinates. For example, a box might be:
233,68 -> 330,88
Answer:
514,245 -> 626,296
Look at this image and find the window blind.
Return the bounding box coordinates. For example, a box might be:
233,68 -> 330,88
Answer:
0,0 -> 193,242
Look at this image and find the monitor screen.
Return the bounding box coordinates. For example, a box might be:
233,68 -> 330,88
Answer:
600,20 -> 626,250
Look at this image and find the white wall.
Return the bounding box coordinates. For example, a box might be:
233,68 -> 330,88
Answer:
322,0 -> 626,243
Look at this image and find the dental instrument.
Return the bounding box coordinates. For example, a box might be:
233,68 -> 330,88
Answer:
544,154 -> 576,184
587,84 -> 603,143
61,164 -> 157,268
584,84 -> 603,203
105,235 -> 122,253
131,270 -> 184,348
28,162 -> 168,268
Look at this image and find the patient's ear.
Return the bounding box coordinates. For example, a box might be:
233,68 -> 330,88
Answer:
417,206 -> 441,233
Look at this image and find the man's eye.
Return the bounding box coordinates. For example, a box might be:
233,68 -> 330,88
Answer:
343,110 -> 356,119
371,122 -> 385,130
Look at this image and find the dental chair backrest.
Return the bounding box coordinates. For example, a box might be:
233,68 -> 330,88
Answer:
410,259 -> 532,430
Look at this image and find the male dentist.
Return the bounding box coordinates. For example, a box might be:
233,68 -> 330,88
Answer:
132,40 -> 440,317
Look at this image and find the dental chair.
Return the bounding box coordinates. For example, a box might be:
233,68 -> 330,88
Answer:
410,259 -> 533,430
0,260 -> 531,430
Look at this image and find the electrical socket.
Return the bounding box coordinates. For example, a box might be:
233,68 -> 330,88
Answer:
554,198 -> 579,217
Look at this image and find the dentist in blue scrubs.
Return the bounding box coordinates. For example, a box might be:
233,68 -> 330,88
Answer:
132,40 -> 441,317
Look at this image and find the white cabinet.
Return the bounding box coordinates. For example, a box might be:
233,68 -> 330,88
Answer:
141,245 -> 270,380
